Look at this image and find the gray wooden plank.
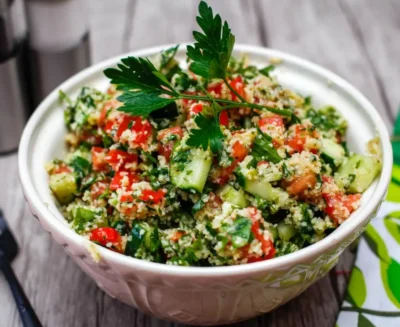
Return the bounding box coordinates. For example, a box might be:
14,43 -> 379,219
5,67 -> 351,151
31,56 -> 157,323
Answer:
338,0 -> 400,121
257,0 -> 394,128
0,155 -> 102,327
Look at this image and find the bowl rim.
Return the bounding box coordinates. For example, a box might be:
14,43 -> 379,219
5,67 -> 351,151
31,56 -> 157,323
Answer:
19,44 -> 392,277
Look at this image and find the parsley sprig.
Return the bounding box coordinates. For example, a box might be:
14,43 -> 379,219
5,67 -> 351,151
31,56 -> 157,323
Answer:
103,0 -> 299,153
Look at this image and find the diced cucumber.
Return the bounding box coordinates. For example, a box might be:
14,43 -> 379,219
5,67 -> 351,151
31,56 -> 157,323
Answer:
242,176 -> 289,206
170,147 -> 212,193
321,138 -> 345,167
335,154 -> 382,193
265,226 -> 278,241
277,222 -> 296,241
49,172 -> 77,204
217,185 -> 248,208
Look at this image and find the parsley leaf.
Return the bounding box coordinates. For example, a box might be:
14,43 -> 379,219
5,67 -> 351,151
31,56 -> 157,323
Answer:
186,1 -> 235,79
160,44 -> 179,70
251,127 -> 282,163
259,65 -> 275,77
226,216 -> 253,248
103,57 -> 177,116
186,113 -> 224,153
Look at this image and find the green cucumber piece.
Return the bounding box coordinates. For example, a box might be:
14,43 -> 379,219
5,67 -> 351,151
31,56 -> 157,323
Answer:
321,138 -> 345,167
49,172 -> 77,204
335,154 -> 382,193
170,147 -> 212,193
243,176 -> 289,206
217,185 -> 248,208
277,222 -> 296,241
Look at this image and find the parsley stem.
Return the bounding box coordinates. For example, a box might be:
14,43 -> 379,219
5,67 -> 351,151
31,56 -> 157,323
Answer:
175,94 -> 293,117
222,77 -> 246,103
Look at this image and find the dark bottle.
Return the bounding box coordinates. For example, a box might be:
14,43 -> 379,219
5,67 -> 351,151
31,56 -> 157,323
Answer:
0,0 -> 30,154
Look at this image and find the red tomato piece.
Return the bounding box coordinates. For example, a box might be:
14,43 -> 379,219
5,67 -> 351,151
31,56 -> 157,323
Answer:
89,227 -> 123,253
80,131 -> 102,146
323,193 -> 361,223
171,231 -> 185,242
157,126 -> 184,163
286,124 -> 318,153
207,82 -> 223,96
249,209 -> 276,260
219,110 -> 229,127
116,115 -> 152,148
157,126 -> 184,142
189,103 -> 203,116
140,189 -> 166,204
91,147 -> 108,171
258,115 -> 284,128
120,194 -> 134,202
210,142 -> 247,185
232,141 -> 248,163
104,119 -> 116,135
229,76 -> 246,101
90,180 -> 109,200
99,99 -> 120,126
52,164 -> 72,174
110,171 -> 139,191
105,149 -> 138,171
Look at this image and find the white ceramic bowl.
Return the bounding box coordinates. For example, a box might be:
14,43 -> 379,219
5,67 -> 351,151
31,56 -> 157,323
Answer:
19,45 -> 392,325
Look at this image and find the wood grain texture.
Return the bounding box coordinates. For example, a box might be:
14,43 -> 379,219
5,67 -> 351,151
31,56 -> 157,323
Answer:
0,0 -> 397,326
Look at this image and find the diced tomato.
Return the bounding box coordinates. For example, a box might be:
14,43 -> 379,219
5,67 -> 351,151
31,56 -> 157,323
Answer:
258,115 -> 284,129
232,141 -> 248,163
116,115 -> 152,148
116,115 -> 135,138
246,208 -> 276,260
140,189 -> 166,204
104,119 -> 116,135
189,103 -> 203,117
219,110 -> 229,127
286,124 -> 318,153
343,194 -> 362,211
80,131 -> 102,146
286,173 -> 317,196
157,126 -> 184,142
90,180 -> 108,200
99,107 -> 108,126
157,126 -> 184,162
110,171 -> 139,191
323,193 -> 361,223
91,147 -> 108,171
257,160 -> 270,167
207,82 -> 223,96
89,227 -> 123,253
51,164 -> 72,174
99,99 -> 119,126
120,194 -> 134,202
211,142 -> 248,185
105,149 -> 138,171
171,231 -> 185,242
229,76 -> 246,101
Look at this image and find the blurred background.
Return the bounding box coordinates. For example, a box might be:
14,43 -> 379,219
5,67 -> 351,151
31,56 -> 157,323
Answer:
0,0 -> 399,326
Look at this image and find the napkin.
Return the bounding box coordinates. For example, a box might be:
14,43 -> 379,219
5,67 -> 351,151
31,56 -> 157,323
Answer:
336,114 -> 400,327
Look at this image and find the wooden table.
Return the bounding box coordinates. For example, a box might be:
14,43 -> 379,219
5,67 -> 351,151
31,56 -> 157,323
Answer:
1,1 -> 398,326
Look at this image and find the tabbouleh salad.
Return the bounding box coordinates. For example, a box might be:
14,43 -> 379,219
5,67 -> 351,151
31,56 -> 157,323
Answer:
47,1 -> 381,266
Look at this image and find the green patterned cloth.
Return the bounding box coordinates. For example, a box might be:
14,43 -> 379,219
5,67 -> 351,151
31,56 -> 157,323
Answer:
336,115 -> 400,327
